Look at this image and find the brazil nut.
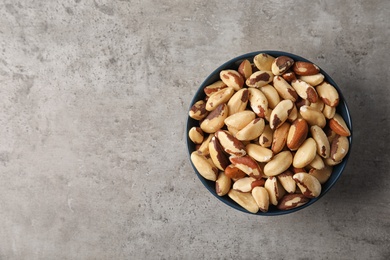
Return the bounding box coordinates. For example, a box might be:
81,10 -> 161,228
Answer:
293,138 -> 317,168
298,73 -> 325,86
271,56 -> 294,75
273,75 -> 298,101
189,100 -> 208,120
188,126 -> 204,144
277,170 -> 296,194
291,79 -> 318,103
265,176 -> 286,206
269,99 -> 294,130
228,189 -> 259,214
200,103 -> 228,133
316,81 -> 340,107
204,80 -> 227,96
246,143 -> 273,163
252,186 -> 270,212
224,110 -> 256,131
253,53 -> 275,71
191,152 -> 218,181
246,71 -> 274,88
330,135 -> 350,162
287,118 -> 308,151
248,87 -> 269,118
292,61 -> 320,76
209,136 -> 230,171
216,172 -> 232,196
277,193 -> 309,210
205,87 -> 235,111
230,155 -> 264,179
238,59 -> 253,79
310,125 -> 330,158
236,118 -> 265,141
227,88 -> 249,116
299,105 -> 326,128
264,151 -> 293,177
293,172 -> 322,198
215,130 -> 246,156
220,69 -> 244,91
329,113 -> 351,137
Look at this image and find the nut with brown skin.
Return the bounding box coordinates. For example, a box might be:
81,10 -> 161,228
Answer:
191,151 -> 218,181
260,84 -> 281,109
252,186 -> 270,212
259,125 -> 273,148
309,165 -> 333,184
238,59 -> 253,79
316,82 -> 340,107
224,110 -> 256,131
215,130 -> 246,157
291,79 -> 318,103
248,88 -> 269,118
273,76 -> 298,102
224,164 -> 247,179
236,118 -> 265,141
310,98 -> 325,111
264,151 -> 293,177
292,61 -> 320,76
322,104 -> 336,119
200,103 -> 229,133
310,125 -> 330,158
293,172 -> 322,198
265,176 -> 286,206
216,172 -> 232,196
233,177 -> 259,192
271,56 -> 294,75
298,73 -> 325,86
188,127 -> 204,144
189,100 -> 208,120
196,134 -> 213,156
271,121 -> 290,154
246,143 -> 273,163
299,105 -> 326,128
246,71 -> 274,88
324,157 -> 342,166
220,69 -> 244,91
205,87 -> 235,111
230,155 -> 264,179
277,193 -> 309,210
269,99 -> 294,130
287,104 -> 299,123
204,80 -> 228,96
228,189 -> 259,214
227,88 -> 249,116
287,118 -> 309,151
308,154 -> 325,170
277,170 -> 296,193
253,53 -> 275,71
330,135 -> 350,162
329,113 -> 351,136
282,70 -> 297,83
209,136 -> 230,171
293,138 -> 317,168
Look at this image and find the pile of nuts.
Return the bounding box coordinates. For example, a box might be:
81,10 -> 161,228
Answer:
188,53 -> 351,213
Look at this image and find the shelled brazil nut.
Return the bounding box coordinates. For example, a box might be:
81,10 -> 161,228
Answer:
189,52 -> 351,214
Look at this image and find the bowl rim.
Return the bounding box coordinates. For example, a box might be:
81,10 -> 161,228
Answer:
186,50 -> 353,216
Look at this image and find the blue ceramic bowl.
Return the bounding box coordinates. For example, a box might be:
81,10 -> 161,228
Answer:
186,51 -> 352,216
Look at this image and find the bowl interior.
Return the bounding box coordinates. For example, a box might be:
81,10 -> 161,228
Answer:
186,51 -> 352,216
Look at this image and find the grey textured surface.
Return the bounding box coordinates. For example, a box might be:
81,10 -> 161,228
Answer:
0,0 -> 389,259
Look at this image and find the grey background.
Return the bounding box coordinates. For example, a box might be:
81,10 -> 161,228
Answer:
0,0 -> 389,259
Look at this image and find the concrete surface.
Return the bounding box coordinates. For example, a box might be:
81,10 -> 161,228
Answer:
0,0 -> 389,259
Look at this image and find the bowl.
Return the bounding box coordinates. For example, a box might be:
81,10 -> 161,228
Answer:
186,51 -> 352,216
